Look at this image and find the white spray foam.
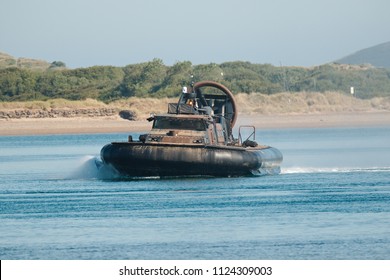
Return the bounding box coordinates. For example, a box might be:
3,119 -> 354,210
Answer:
67,155 -> 120,180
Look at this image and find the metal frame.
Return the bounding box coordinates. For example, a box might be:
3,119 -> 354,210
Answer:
238,125 -> 256,145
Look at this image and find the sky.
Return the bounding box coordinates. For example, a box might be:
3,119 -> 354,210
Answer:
1,0 -> 389,68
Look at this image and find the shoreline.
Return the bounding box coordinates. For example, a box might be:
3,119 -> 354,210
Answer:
1,111 -> 389,136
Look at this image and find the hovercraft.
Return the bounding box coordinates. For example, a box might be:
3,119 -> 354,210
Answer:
100,81 -> 282,177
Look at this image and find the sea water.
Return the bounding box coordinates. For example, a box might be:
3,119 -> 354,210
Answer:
0,126 -> 389,260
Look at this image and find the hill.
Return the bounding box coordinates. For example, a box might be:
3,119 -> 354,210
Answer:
0,51 -> 63,70
336,41 -> 390,68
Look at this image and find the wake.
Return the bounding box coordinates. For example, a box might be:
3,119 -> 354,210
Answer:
282,166 -> 390,174
68,156 -> 390,179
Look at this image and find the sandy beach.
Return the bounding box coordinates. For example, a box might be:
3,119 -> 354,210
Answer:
1,111 -> 389,136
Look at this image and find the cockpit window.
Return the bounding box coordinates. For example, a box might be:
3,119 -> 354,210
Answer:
153,117 -> 207,131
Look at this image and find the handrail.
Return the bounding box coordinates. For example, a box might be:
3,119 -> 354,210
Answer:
238,125 -> 256,145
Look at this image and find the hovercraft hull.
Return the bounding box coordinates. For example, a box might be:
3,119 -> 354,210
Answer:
100,142 -> 283,177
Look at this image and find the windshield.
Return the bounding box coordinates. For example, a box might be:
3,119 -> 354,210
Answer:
153,117 -> 207,131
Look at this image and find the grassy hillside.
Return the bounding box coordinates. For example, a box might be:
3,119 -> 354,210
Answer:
0,52 -> 52,70
336,41 -> 390,69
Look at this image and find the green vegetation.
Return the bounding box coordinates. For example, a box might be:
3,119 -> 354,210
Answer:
1,58 -> 390,102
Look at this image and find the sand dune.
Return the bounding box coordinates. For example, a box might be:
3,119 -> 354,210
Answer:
1,92 -> 389,135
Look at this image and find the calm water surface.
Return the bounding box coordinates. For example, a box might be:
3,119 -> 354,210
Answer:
0,126 -> 389,259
